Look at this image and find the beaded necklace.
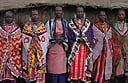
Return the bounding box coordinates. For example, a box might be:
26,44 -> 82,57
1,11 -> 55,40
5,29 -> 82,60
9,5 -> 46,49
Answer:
117,21 -> 125,32
4,23 -> 14,33
74,18 -> 85,29
98,21 -> 107,33
56,19 -> 63,31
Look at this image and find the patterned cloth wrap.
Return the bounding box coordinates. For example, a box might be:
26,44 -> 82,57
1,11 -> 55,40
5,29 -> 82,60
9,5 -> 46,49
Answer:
46,18 -> 68,52
88,24 -> 113,82
0,24 -> 22,81
22,22 -> 49,82
67,18 -> 94,78
112,23 -> 128,77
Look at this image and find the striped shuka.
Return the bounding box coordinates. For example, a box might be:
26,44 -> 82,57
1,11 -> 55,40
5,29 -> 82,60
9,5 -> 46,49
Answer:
88,23 -> 113,83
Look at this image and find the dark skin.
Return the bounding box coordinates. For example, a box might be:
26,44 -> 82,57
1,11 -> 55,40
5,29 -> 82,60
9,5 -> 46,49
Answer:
76,7 -> 85,44
112,10 -> 126,28
31,10 -> 39,25
5,11 -> 14,24
118,10 -> 128,61
118,10 -> 125,23
55,6 -> 63,19
31,10 -> 40,43
76,7 -> 84,19
117,10 -> 128,83
5,12 -> 14,59
116,10 -> 128,83
5,11 -> 22,76
55,6 -> 64,44
99,11 -> 106,23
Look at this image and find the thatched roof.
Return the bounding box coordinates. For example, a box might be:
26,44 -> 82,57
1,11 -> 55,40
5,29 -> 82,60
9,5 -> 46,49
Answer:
1,0 -> 128,10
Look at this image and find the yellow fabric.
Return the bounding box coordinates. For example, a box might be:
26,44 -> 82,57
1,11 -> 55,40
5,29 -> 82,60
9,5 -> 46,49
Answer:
37,47 -> 41,62
35,24 -> 45,31
85,81 -> 91,83
24,24 -> 32,31
30,53 -> 35,75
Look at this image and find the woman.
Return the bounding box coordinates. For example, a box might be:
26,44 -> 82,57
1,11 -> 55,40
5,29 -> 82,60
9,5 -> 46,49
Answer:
112,9 -> 128,83
67,6 -> 93,83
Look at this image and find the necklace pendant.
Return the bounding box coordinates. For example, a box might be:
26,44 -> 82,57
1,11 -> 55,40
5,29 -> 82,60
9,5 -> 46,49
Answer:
117,23 -> 124,32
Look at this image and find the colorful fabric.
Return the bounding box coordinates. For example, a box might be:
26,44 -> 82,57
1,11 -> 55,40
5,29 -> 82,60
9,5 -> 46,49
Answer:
115,56 -> 124,76
45,18 -> 68,74
68,43 -> 88,81
112,23 -> 128,77
35,73 -> 45,83
69,80 -> 91,83
93,44 -> 105,83
67,18 -> 94,82
46,18 -> 68,51
114,23 -> 127,35
0,24 -> 22,81
88,23 -> 113,83
22,22 -> 49,82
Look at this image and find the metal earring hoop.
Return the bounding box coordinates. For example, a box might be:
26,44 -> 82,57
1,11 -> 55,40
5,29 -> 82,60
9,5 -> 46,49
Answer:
13,18 -> 15,24
29,17 -> 31,22
84,13 -> 86,18
74,14 -> 76,18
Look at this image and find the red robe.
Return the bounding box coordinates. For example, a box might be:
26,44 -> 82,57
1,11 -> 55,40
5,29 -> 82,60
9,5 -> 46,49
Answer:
89,22 -> 113,83
0,24 -> 22,81
112,23 -> 128,77
22,22 -> 49,82
68,18 -> 93,82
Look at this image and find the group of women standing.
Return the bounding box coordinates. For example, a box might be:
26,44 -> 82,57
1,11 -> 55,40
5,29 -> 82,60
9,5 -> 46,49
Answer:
0,5 -> 127,83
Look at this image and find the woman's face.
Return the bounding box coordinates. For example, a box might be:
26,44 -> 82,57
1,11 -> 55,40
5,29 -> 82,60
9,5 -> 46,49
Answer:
5,11 -> 14,24
31,10 -> 39,22
76,7 -> 84,19
118,11 -> 126,21
99,11 -> 106,22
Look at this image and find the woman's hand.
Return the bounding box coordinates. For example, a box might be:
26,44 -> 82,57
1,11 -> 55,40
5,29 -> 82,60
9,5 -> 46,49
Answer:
56,33 -> 64,44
